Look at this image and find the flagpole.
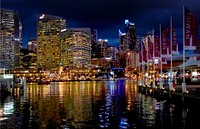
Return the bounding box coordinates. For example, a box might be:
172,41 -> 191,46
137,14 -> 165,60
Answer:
138,36 -> 142,86
142,37 -> 145,86
169,16 -> 173,91
141,37 -> 144,86
182,6 -> 186,93
138,43 -> 141,86
159,24 -> 163,89
152,29 -> 156,88
147,35 -> 149,87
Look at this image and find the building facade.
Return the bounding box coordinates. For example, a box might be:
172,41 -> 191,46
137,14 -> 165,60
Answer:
106,46 -> 118,60
61,28 -> 91,68
0,9 -> 22,69
118,20 -> 139,71
91,29 -> 99,58
119,30 -> 127,52
125,19 -> 138,52
97,39 -> 108,58
28,38 -> 37,54
37,14 -> 66,71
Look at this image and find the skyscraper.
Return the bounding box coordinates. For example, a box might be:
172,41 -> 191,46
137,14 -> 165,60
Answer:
97,39 -> 108,58
119,30 -> 127,51
0,9 -> 22,69
37,14 -> 66,71
61,28 -> 91,68
91,29 -> 98,58
27,38 -> 37,54
106,46 -> 118,60
125,19 -> 138,52
118,20 -> 139,72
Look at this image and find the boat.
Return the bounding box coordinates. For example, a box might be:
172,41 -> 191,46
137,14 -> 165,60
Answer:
38,79 -> 51,85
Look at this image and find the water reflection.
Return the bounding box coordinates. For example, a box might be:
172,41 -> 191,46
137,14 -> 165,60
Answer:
0,80 -> 199,129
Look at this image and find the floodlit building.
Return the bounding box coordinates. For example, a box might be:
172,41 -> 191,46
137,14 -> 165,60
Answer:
37,14 -> 66,71
0,9 -> 22,69
60,28 -> 91,68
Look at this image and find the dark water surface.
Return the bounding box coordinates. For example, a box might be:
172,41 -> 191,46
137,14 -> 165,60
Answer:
0,80 -> 200,129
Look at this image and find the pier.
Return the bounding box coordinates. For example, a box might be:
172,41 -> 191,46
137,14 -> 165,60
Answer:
138,84 -> 200,106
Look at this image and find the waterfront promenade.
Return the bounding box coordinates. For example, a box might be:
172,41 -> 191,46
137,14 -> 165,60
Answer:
138,83 -> 200,106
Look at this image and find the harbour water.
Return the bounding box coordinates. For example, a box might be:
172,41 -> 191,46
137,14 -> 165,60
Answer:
0,80 -> 200,129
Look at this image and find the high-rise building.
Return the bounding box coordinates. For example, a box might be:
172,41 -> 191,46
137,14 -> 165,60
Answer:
27,38 -> 38,71
0,9 -> 22,69
125,19 -> 138,51
106,46 -> 118,60
61,28 -> 91,68
119,20 -> 138,52
97,39 -> 108,58
91,29 -> 99,58
119,30 -> 127,51
118,20 -> 139,72
37,14 -> 66,71
27,38 -> 37,54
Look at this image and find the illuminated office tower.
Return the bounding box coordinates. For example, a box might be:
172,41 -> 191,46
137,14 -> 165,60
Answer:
61,28 -> 91,68
0,9 -> 22,69
97,39 -> 108,58
106,46 -> 118,60
27,38 -> 37,54
119,20 -> 138,52
26,38 -> 38,71
118,20 -> 139,70
91,29 -> 99,58
119,30 -> 127,51
125,19 -> 138,51
37,14 -> 66,71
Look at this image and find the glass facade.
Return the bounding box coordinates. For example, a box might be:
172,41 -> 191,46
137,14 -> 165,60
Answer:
0,9 -> 22,69
125,20 -> 138,52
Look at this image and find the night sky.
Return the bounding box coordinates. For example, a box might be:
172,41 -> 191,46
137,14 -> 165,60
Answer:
1,0 -> 200,49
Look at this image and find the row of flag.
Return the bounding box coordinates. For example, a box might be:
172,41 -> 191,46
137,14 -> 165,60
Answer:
139,6 -> 198,64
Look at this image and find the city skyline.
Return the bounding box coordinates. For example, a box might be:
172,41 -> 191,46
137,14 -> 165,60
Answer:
1,0 -> 200,48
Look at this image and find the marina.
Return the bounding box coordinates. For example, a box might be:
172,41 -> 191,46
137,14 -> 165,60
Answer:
0,80 -> 200,129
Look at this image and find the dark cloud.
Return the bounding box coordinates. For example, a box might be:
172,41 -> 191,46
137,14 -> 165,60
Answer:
1,0 -> 200,48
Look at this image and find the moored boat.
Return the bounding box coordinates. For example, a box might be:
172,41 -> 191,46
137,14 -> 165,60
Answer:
38,79 -> 51,85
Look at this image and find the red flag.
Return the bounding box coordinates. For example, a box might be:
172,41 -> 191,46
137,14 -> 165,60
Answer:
172,27 -> 179,54
161,28 -> 170,56
161,57 -> 167,64
142,39 -> 147,63
148,35 -> 153,61
184,7 -> 198,50
139,50 -> 142,63
154,35 -> 160,58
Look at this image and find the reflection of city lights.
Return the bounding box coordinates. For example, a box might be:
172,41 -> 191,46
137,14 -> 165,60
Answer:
3,102 -> 14,115
0,109 -> 3,116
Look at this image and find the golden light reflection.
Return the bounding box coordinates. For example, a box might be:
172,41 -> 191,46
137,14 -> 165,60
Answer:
24,81 -> 105,128
125,80 -> 138,111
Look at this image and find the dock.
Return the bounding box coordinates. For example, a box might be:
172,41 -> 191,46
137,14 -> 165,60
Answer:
138,84 -> 200,106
